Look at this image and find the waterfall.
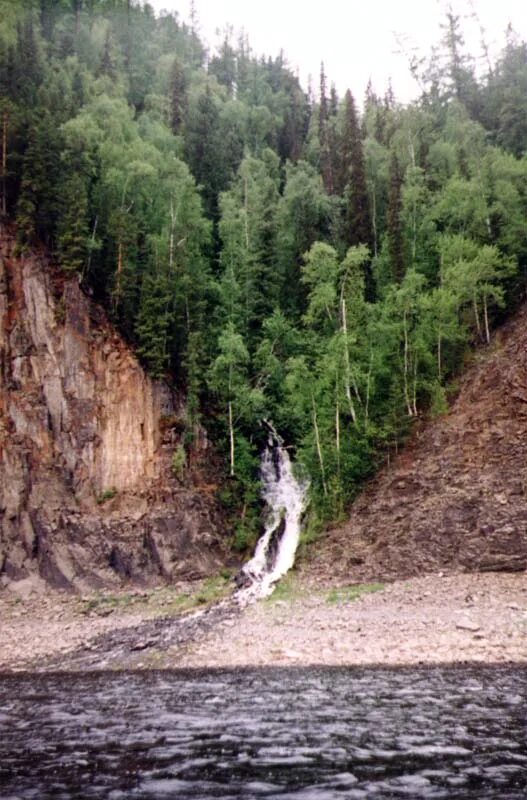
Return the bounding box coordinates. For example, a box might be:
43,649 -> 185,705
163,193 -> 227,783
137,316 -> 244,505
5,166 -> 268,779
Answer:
236,426 -> 308,603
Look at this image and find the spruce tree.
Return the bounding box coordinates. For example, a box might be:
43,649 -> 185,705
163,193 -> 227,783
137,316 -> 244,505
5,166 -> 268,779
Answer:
218,153 -> 280,347
340,90 -> 372,241
387,150 -> 405,282
135,270 -> 173,378
184,83 -> 236,223
16,114 -> 62,247
14,15 -> 41,105
57,172 -> 90,274
169,57 -> 188,135
318,63 -> 334,194
99,28 -> 116,78
340,89 -> 374,297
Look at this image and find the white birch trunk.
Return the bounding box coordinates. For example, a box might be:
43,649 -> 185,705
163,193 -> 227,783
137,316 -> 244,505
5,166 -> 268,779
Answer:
412,354 -> 418,417
312,394 -> 327,496
365,348 -> 373,425
473,295 -> 482,341
483,293 -> 490,344
340,293 -> 358,425
228,400 -> 235,477
403,310 -> 413,416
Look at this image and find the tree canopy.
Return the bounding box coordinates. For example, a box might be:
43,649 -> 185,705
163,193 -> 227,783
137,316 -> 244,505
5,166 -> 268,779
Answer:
2,0 -> 527,543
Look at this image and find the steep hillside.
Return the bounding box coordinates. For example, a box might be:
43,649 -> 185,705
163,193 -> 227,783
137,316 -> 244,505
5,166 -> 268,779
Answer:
305,303 -> 527,583
0,230 -> 228,592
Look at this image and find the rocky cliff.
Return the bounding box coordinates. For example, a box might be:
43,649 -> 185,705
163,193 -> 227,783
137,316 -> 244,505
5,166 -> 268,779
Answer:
0,229 -> 228,592
308,301 -> 527,583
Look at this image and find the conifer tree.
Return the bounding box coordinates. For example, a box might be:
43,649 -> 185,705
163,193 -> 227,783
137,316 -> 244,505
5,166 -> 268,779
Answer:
14,15 -> 41,105
99,28 -> 116,78
135,270 -> 173,378
218,153 -> 280,346
57,172 -> 90,273
169,57 -> 188,135
16,114 -> 62,247
441,10 -> 478,111
184,83 -> 242,223
387,150 -> 405,282
338,90 -> 374,297
318,63 -> 334,194
209,33 -> 237,96
275,161 -> 332,316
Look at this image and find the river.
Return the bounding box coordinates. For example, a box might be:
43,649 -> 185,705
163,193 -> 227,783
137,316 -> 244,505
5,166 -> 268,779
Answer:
1,665 -> 526,798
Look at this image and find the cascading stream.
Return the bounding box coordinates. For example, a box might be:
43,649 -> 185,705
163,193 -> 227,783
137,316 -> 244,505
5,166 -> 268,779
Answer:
236,426 -> 308,604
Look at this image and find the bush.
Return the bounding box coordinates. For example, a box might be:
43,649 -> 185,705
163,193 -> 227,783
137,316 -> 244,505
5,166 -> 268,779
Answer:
96,487 -> 118,504
233,517 -> 260,552
430,381 -> 449,417
171,444 -> 187,479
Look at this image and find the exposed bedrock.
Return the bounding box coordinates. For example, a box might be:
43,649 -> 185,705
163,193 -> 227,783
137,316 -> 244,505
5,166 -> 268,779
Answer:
0,231 -> 227,592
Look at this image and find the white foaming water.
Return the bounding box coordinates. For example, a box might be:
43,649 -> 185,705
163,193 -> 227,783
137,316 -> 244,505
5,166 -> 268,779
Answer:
236,428 -> 308,604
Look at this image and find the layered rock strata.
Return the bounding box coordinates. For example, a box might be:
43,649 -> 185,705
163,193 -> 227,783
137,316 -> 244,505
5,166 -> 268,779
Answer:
0,230 -> 226,591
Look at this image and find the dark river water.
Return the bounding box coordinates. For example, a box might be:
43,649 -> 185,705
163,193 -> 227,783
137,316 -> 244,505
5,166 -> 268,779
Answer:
1,666 -> 526,799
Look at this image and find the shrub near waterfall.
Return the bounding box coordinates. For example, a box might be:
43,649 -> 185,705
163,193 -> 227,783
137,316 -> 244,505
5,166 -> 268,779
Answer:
171,445 -> 187,480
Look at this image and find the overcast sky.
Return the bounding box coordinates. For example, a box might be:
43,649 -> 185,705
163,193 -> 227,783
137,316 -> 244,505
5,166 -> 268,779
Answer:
147,0 -> 527,103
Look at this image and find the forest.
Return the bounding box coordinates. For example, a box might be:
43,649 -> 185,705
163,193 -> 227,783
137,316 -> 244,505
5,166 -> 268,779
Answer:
2,0 -> 527,549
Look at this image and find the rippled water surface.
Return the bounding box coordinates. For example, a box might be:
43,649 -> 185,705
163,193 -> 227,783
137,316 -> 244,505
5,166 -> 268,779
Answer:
1,666 -> 526,798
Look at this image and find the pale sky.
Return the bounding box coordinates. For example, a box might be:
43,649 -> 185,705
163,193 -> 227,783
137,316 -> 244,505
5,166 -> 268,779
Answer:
147,0 -> 527,103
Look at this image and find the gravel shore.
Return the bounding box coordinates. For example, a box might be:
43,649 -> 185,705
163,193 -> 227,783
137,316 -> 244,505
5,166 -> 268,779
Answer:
1,572 -> 526,672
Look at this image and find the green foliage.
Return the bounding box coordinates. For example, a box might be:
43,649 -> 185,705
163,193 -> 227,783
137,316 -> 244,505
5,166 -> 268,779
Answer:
326,583 -> 385,604
171,445 -> 187,479
430,381 -> 448,417
57,172 -> 90,272
193,575 -> 233,606
299,510 -> 324,549
96,487 -> 118,504
135,271 -> 173,378
79,574 -> 234,619
232,516 -> 260,553
265,572 -> 306,603
2,0 -> 527,548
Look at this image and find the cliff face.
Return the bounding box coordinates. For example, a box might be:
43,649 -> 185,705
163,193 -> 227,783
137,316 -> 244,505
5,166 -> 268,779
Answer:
308,302 -> 527,584
0,230 -> 227,592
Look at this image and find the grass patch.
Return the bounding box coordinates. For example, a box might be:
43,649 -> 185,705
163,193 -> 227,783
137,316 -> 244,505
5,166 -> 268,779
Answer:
151,575 -> 233,614
190,574 -> 233,607
79,573 -> 235,618
326,582 -> 385,604
265,571 -> 307,603
79,591 -> 139,615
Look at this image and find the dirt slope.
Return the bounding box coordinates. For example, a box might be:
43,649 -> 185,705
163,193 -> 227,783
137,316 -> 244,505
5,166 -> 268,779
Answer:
304,303 -> 527,584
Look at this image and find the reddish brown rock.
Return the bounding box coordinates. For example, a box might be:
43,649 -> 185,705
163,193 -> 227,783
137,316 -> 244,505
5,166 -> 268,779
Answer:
0,229 -> 228,592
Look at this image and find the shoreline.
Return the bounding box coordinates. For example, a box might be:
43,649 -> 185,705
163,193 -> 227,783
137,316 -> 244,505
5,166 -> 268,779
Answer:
1,571 -> 526,673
